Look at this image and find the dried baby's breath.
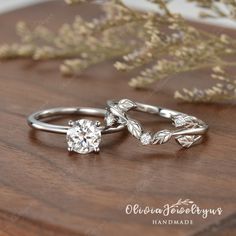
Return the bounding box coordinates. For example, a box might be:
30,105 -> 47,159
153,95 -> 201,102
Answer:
0,0 -> 236,102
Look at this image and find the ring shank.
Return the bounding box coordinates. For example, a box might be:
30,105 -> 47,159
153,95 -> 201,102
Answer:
107,100 -> 179,118
28,107 -> 124,134
135,102 -> 179,118
135,102 -> 208,135
107,100 -> 208,136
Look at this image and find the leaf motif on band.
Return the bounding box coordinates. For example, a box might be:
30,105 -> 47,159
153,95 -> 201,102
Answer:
184,117 -> 199,128
175,135 -> 201,148
118,99 -> 137,112
127,119 -> 142,139
110,105 -> 125,120
152,130 -> 172,144
104,111 -> 116,126
172,114 -> 199,128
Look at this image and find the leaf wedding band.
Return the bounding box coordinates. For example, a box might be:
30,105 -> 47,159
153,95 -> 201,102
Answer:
106,99 -> 208,148
27,107 -> 125,154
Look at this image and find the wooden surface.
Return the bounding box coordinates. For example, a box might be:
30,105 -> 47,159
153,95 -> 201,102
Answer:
0,1 -> 236,236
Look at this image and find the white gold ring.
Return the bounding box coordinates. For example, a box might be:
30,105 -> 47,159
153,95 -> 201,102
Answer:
106,99 -> 208,148
27,107 -> 125,154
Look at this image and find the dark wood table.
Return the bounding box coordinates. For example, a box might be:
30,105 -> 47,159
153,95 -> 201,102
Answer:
0,1 -> 235,236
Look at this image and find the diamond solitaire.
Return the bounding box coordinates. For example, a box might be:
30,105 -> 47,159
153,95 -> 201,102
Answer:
27,107 -> 125,154
66,119 -> 102,154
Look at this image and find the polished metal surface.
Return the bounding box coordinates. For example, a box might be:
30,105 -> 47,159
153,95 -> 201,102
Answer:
106,99 -> 208,148
28,107 -> 125,134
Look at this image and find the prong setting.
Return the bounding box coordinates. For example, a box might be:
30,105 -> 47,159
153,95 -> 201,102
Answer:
68,120 -> 75,126
95,121 -> 101,127
66,119 -> 102,154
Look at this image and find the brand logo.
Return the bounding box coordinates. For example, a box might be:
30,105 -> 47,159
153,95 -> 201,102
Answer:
125,199 -> 223,225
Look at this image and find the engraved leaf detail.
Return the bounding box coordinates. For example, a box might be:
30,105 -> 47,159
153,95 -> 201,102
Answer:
152,130 -> 172,144
175,135 -> 201,148
127,119 -> 142,139
110,105 -> 125,121
184,117 -> 199,128
173,114 -> 199,128
118,99 -> 136,111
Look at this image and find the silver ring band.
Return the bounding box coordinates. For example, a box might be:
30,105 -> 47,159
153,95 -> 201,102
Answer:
106,99 -> 208,148
27,107 -> 125,154
27,107 -> 124,134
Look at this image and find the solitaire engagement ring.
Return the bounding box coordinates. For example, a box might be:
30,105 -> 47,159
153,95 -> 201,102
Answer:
106,99 -> 208,148
27,107 -> 125,154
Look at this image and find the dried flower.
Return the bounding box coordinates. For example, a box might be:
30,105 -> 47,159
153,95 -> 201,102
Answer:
0,0 -> 235,102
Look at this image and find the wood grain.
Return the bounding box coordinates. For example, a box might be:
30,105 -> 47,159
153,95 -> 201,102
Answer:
0,1 -> 235,236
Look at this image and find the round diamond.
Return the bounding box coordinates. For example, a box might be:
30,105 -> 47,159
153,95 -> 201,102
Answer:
66,119 -> 101,154
140,132 -> 152,145
173,115 -> 186,127
105,111 -> 116,126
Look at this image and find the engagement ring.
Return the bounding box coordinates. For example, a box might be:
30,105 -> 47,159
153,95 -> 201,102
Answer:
28,107 -> 125,154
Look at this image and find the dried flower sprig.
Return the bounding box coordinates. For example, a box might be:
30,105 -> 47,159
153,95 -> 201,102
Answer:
175,66 -> 236,102
0,0 -> 236,103
188,0 -> 236,20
